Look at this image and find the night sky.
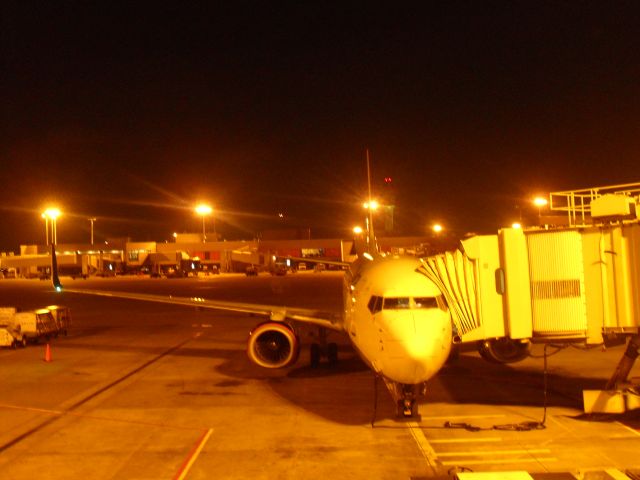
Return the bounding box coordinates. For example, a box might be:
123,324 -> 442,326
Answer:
2,2 -> 639,251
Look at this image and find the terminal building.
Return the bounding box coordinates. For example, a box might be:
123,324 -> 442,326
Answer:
0,233 -> 435,278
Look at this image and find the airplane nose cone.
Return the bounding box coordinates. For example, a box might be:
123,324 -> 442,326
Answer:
377,311 -> 452,384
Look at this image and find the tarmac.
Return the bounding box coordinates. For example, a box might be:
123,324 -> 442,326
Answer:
0,274 -> 638,479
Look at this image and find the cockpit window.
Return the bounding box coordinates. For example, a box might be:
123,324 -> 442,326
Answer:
383,297 -> 410,309
367,295 -> 382,314
414,297 -> 438,309
370,295 -> 448,312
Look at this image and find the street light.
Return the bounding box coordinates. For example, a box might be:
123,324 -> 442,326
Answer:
362,200 -> 380,249
42,208 -> 61,245
195,204 -> 212,242
41,213 -> 49,245
89,218 -> 96,245
432,223 -> 443,234
533,196 -> 548,222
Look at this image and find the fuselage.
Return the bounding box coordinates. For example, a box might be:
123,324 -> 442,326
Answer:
343,254 -> 452,385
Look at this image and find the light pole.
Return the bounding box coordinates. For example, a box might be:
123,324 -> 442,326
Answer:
89,218 -> 96,245
41,213 -> 49,245
533,197 -> 548,223
363,200 -> 379,248
43,208 -> 61,245
195,204 -> 212,242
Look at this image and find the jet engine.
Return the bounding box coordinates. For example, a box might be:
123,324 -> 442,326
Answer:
247,322 -> 299,368
478,338 -> 530,364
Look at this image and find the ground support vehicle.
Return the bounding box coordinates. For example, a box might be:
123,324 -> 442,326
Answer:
0,307 -> 27,348
16,309 -> 58,343
0,323 -> 27,348
46,305 -> 72,336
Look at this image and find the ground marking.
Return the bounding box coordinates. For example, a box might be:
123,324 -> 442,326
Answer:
437,448 -> 551,457
441,457 -> 557,466
429,437 -> 503,444
0,402 -> 203,431
615,421 -> 640,437
173,428 -> 213,480
407,421 -> 440,471
421,414 -> 506,420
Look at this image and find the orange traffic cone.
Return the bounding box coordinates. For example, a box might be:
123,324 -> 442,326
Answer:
44,343 -> 52,362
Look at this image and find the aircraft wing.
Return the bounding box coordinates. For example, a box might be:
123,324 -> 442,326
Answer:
62,288 -> 344,331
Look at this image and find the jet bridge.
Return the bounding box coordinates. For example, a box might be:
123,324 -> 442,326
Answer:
420,224 -> 640,344
418,182 -> 640,412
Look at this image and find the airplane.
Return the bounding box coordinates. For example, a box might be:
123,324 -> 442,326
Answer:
50,156 -> 521,418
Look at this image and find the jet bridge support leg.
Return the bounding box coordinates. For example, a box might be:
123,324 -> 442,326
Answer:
605,334 -> 640,390
583,333 -> 640,414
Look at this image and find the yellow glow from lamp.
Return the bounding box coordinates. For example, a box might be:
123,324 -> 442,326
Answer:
195,204 -> 212,216
43,208 -> 61,219
533,197 -> 548,207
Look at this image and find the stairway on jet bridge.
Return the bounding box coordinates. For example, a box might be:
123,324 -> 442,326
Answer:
418,182 -> 640,413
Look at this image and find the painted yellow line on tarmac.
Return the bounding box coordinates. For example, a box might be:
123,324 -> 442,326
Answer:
437,448 -> 551,457
429,437 -> 503,444
407,421 -> 439,471
0,403 -> 202,431
421,414 -> 506,420
174,428 -> 213,480
441,457 -> 557,466
616,421 -> 640,437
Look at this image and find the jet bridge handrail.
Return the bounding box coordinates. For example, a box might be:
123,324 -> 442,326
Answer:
549,181 -> 640,227
417,251 -> 481,336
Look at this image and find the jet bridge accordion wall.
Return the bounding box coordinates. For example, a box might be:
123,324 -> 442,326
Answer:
419,223 -> 640,345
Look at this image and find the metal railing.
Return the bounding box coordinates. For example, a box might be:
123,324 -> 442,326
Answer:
549,181 -> 640,226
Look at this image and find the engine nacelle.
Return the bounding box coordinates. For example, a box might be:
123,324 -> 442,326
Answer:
247,322 -> 299,368
478,338 -> 531,364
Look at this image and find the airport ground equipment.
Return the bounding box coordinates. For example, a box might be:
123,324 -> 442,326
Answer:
15,309 -> 58,343
0,307 -> 27,348
46,305 -> 72,336
419,182 -> 640,413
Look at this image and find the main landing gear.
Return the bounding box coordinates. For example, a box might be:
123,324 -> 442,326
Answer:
309,328 -> 338,368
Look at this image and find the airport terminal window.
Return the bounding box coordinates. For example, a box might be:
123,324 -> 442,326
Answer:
367,295 -> 382,314
383,297 -> 410,309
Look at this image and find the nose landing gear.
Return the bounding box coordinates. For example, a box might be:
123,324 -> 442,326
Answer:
394,383 -> 425,418
372,377 -> 426,425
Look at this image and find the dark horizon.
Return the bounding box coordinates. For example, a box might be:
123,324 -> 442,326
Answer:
2,2 -> 639,251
